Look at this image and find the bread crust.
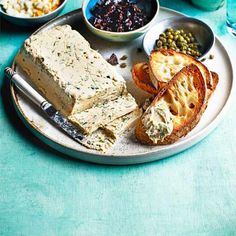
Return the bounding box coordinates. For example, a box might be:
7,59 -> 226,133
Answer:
149,49 -> 213,93
209,71 -> 219,98
132,51 -> 218,101
135,64 -> 207,145
132,62 -> 159,95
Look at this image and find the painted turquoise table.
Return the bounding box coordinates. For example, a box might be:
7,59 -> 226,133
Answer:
0,0 -> 236,235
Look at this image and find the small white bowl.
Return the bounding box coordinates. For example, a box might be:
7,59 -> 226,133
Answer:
143,16 -> 215,60
0,0 -> 67,26
82,0 -> 160,42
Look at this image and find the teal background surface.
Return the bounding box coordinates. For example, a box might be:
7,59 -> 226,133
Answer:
0,0 -> 236,235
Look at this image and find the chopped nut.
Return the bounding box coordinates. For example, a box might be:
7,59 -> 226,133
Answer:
120,63 -> 127,68
107,53 -> 118,65
120,55 -> 128,60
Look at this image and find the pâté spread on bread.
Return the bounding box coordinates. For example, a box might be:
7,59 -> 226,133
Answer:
142,100 -> 173,143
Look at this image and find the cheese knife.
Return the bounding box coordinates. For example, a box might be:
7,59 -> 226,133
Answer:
4,67 -> 89,146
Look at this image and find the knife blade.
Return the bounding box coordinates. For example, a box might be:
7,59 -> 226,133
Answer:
4,67 -> 89,146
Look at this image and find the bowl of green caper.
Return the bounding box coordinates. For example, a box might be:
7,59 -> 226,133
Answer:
143,16 -> 215,60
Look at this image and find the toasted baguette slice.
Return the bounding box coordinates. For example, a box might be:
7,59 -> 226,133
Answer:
132,63 -> 159,95
132,61 -> 219,100
149,49 -> 213,94
135,64 -> 207,145
209,71 -> 219,98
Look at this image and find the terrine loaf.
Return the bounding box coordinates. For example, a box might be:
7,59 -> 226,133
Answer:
16,25 -> 126,116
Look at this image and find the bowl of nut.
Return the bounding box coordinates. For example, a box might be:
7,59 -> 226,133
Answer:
143,16 -> 215,60
82,0 -> 160,42
0,0 -> 67,26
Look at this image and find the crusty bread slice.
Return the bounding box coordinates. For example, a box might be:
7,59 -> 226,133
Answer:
132,62 -> 159,95
148,49 -> 213,95
132,61 -> 219,100
135,64 -> 207,145
209,71 -> 219,98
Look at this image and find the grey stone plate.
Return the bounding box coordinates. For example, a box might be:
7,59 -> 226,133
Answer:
10,8 -> 234,165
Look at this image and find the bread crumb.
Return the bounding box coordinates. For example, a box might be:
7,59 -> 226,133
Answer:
209,54 -> 214,59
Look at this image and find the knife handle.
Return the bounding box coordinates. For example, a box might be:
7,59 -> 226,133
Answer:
4,67 -> 47,108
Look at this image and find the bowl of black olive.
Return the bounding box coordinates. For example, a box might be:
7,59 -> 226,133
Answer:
82,0 -> 159,42
143,16 -> 215,60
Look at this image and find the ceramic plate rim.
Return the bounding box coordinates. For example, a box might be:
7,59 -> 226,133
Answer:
10,7 -> 235,163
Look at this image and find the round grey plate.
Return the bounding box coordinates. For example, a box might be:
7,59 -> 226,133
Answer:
11,7 -> 234,165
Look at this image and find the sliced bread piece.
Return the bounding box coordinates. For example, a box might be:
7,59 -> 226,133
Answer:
148,49 -> 213,95
132,62 -> 219,100
135,64 -> 207,145
132,62 -> 159,95
208,71 -> 219,98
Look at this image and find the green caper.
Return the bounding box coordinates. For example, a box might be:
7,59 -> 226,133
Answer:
167,27 -> 173,32
155,28 -> 201,58
174,35 -> 179,41
157,41 -> 162,47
